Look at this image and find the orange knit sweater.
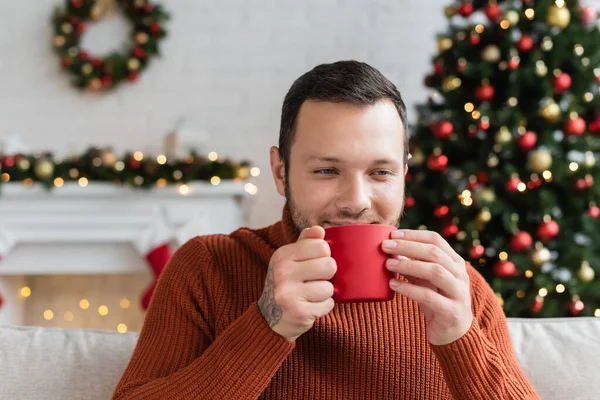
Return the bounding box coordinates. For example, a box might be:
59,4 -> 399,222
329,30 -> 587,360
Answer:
112,206 -> 540,400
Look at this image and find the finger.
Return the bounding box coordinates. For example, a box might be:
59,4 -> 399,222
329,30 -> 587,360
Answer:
295,257 -> 337,281
391,229 -> 461,262
386,258 -> 462,299
305,297 -> 335,318
300,280 -> 334,302
285,238 -> 331,261
298,225 -> 326,241
382,239 -> 461,277
389,279 -> 454,311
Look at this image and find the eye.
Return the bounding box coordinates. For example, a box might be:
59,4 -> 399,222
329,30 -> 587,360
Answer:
372,170 -> 392,176
314,168 -> 336,175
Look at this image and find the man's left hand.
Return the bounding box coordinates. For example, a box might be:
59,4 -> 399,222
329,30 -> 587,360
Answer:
382,230 -> 473,346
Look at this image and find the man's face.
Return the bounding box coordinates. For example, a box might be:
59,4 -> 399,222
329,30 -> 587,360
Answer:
271,99 -> 408,233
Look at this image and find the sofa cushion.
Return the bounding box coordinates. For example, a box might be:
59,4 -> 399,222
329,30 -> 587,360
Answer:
0,325 -> 138,400
507,317 -> 600,400
1,317 -> 600,399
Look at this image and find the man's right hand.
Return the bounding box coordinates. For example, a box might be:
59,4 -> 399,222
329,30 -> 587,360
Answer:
258,225 -> 337,342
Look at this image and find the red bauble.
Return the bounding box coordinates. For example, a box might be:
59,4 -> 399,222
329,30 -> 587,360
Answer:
434,205 -> 449,218
475,84 -> 495,102
569,300 -> 585,316
589,114 -> 600,134
477,172 -> 489,184
580,6 -> 597,25
431,121 -> 453,139
530,297 -> 544,314
427,154 -> 449,171
405,196 -> 415,208
77,23 -> 86,34
441,223 -> 459,238
71,0 -> 83,8
588,206 -> 600,218
70,16 -> 80,25
469,34 -> 481,45
494,261 -> 517,278
510,231 -> 533,252
554,73 -> 572,94
91,57 -> 103,68
564,117 -> 586,136
424,75 -> 433,87
468,245 -> 485,259
484,3 -> 502,22
537,220 -> 559,242
516,131 -> 537,151
78,50 -> 89,60
458,2 -> 474,17
133,47 -> 146,58
1,156 -> 15,169
128,72 -> 139,82
576,179 -> 588,190
61,57 -> 72,68
506,177 -> 522,193
128,158 -> 140,169
101,76 -> 113,88
508,58 -> 520,70
149,22 -> 161,34
143,3 -> 154,13
517,35 -> 534,52
478,119 -> 490,130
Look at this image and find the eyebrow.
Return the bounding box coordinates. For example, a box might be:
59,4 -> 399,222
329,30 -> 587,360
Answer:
306,156 -> 400,166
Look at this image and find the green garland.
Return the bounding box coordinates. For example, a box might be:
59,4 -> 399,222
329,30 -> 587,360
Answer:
0,147 -> 252,190
51,0 -> 169,91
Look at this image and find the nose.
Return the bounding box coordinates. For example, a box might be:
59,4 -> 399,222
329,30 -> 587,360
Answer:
335,175 -> 371,215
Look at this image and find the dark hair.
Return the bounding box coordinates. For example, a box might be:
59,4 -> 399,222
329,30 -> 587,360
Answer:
278,60 -> 409,170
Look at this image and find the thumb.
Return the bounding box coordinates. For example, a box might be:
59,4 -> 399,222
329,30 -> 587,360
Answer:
297,225 -> 325,241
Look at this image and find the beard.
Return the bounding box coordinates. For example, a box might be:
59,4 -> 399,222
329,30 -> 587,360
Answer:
285,180 -> 404,235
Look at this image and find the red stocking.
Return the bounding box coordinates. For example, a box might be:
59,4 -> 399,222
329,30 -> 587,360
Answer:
141,243 -> 172,310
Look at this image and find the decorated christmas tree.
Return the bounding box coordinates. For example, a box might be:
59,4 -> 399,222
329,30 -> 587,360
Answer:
404,0 -> 600,317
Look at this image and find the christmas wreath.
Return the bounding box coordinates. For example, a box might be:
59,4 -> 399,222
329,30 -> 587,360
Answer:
51,0 -> 169,91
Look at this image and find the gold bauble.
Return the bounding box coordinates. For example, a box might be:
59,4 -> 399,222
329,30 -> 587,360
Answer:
136,32 -> 149,44
475,188 -> 496,204
128,58 -> 140,71
89,79 -> 102,91
101,150 -> 118,167
481,44 -> 501,63
34,159 -> 55,180
540,101 -> 561,123
505,10 -> 519,25
531,247 -> 551,266
438,37 -> 453,52
495,127 -> 512,144
444,5 -> 456,18
546,4 -> 571,28
477,208 -> 492,223
61,23 -> 73,34
578,261 -> 595,282
410,148 -> 425,166
584,151 -> 596,168
442,75 -> 461,92
527,150 -> 553,174
53,36 -> 66,47
17,158 -> 30,171
81,63 -> 93,75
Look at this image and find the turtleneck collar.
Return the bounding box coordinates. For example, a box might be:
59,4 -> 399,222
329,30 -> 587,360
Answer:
267,203 -> 299,249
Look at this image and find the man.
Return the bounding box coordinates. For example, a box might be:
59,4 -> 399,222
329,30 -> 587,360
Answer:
112,61 -> 540,399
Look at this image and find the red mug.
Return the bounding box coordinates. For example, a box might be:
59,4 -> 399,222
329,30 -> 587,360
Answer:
325,224 -> 398,303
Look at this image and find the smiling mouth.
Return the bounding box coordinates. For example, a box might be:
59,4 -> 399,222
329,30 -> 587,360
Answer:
325,220 -> 378,227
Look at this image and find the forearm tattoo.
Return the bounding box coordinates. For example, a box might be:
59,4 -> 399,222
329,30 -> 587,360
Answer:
258,266 -> 283,327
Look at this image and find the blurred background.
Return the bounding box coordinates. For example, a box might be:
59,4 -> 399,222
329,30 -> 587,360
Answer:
1,0 -> 599,333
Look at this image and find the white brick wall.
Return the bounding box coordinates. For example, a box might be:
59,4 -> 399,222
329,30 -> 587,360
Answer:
0,0 -> 447,228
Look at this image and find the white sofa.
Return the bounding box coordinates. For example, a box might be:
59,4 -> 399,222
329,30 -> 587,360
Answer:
1,317 -> 600,400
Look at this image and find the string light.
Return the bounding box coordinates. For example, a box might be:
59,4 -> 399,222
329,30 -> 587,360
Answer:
98,305 -> 109,316
79,299 -> 90,310
525,8 -> 535,20
525,270 -> 534,278
244,183 -> 258,195
54,178 -> 64,187
211,176 -> 221,186
117,323 -> 128,333
133,151 -> 144,161
569,162 -> 579,172
120,298 -> 130,309
20,286 -> 32,298
250,167 -> 260,177
539,288 -> 549,297
43,310 -> 54,320
208,152 -> 218,161
178,184 -> 189,195
1,173 -> 9,182
156,155 -> 167,165
78,177 -> 89,187
595,309 -> 600,317
499,252 -> 508,260
556,284 -> 566,293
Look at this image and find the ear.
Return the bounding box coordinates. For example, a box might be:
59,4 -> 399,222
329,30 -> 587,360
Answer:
404,162 -> 409,176
270,146 -> 286,197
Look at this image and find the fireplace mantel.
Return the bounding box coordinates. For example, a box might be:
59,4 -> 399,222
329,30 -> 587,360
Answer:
0,182 -> 249,325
